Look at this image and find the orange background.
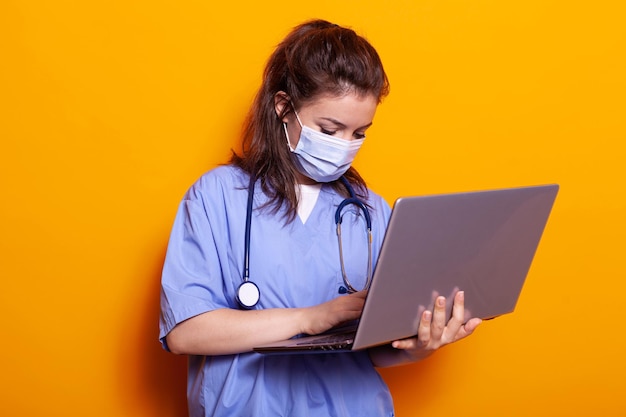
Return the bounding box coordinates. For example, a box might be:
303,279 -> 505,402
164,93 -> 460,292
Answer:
1,1 -> 625,416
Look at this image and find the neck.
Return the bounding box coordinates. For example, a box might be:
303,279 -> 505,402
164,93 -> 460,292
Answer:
295,170 -> 319,185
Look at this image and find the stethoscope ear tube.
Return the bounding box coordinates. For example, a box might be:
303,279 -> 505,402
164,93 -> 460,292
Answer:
335,198 -> 372,230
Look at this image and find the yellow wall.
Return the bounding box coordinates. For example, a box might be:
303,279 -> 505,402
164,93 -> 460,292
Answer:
1,1 -> 624,416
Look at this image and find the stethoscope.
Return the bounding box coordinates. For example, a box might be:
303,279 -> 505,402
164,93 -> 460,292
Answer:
236,175 -> 373,309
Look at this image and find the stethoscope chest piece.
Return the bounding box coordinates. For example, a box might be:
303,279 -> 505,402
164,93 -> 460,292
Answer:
237,281 -> 260,309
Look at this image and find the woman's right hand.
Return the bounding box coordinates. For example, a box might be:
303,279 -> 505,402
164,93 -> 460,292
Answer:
301,290 -> 367,335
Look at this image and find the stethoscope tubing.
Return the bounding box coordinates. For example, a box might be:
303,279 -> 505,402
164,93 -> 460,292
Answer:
336,177 -> 373,293
236,175 -> 260,309
244,175 -> 255,283
238,174 -> 373,309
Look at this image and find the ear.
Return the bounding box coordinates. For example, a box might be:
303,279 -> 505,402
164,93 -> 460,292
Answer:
273,91 -> 291,122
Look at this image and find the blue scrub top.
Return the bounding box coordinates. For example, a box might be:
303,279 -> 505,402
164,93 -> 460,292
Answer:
160,165 -> 394,417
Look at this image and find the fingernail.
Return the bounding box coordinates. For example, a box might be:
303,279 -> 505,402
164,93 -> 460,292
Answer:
458,291 -> 464,300
437,297 -> 445,307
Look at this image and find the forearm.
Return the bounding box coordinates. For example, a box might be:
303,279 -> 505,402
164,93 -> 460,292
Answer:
166,307 -> 307,356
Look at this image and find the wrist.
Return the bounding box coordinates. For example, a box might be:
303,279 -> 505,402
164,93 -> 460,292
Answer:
293,307 -> 312,335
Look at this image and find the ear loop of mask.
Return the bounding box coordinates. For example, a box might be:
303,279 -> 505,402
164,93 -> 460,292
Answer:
283,122 -> 295,152
282,101 -> 304,152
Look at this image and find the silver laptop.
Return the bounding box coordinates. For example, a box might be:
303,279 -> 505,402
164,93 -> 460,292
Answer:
253,184 -> 559,354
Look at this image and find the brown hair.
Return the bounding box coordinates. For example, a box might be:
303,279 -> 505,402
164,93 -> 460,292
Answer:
230,19 -> 389,222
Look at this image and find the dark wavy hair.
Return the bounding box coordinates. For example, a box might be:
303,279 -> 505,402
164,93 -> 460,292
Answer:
230,19 -> 390,222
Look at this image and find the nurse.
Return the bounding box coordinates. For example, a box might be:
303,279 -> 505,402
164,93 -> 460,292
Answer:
159,19 -> 481,417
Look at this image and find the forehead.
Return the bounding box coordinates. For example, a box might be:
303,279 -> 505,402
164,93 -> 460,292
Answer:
298,92 -> 378,126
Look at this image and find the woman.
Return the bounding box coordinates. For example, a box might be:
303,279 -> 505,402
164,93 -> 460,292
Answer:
159,19 -> 481,416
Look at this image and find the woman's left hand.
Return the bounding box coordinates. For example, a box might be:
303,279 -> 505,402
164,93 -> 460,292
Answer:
391,291 -> 482,360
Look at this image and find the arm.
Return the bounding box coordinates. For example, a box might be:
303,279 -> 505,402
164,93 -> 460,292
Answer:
166,291 -> 367,356
369,291 -> 482,367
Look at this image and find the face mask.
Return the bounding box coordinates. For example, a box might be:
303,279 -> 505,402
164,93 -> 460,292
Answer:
283,111 -> 365,183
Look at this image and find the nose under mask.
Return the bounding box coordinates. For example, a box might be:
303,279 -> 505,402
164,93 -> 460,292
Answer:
283,111 -> 364,183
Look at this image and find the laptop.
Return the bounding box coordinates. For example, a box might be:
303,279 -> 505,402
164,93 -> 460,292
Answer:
253,184 -> 559,354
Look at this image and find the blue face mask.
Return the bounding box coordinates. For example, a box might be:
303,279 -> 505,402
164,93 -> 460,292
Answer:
283,111 -> 365,183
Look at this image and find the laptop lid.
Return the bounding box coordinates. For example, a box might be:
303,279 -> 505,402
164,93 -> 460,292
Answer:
254,184 -> 559,353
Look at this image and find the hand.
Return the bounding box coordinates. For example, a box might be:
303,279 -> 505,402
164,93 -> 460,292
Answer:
301,291 -> 367,335
391,291 -> 481,359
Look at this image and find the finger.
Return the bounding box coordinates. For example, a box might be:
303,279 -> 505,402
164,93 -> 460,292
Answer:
444,291 -> 466,340
451,291 -> 466,321
448,286 -> 460,300
392,337 -> 417,350
430,296 -> 446,341
416,310 -> 432,347
454,318 -> 482,341
430,290 -> 440,305
351,289 -> 368,299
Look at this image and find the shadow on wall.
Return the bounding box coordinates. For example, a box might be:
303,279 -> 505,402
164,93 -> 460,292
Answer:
118,243 -> 188,416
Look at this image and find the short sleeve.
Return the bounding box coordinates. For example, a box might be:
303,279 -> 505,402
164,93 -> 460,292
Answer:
159,179 -> 237,349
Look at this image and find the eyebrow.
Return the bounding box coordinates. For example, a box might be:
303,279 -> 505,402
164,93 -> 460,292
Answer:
319,117 -> 373,130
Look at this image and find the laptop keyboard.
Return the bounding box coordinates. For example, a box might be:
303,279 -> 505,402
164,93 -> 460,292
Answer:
296,332 -> 355,346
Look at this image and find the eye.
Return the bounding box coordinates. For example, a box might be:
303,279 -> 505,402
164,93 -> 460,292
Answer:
354,132 -> 366,140
321,128 -> 337,136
